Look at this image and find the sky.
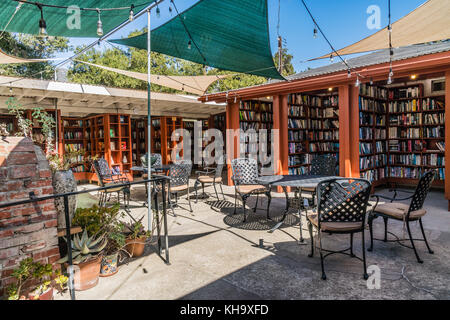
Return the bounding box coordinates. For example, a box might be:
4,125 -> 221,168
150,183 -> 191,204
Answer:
58,0 -> 428,74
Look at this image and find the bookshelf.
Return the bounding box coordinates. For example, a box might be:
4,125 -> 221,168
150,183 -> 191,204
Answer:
62,116 -> 86,180
358,83 -> 445,187
161,116 -> 183,164
287,92 -> 340,175
239,100 -> 273,159
131,118 -> 150,167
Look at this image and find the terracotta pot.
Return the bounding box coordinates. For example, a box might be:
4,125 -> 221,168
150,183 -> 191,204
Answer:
70,256 -> 101,291
125,236 -> 147,257
100,252 -> 119,277
28,287 -> 53,300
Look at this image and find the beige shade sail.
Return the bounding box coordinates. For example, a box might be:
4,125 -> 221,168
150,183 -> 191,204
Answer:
313,0 -> 450,60
74,60 -> 231,95
0,48 -> 51,64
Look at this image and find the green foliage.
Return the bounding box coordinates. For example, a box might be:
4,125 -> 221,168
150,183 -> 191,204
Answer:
124,220 -> 151,240
6,257 -> 54,300
7,97 -> 32,137
274,47 -> 295,77
72,203 -> 121,237
57,229 -> 108,265
47,149 -> 85,172
31,107 -> 56,154
0,32 -> 70,79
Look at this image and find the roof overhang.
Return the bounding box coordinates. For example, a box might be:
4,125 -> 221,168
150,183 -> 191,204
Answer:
199,50 -> 450,103
0,76 -> 225,118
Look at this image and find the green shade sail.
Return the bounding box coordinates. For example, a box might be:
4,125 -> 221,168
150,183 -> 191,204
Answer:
0,1 -> 155,38
111,0 -> 284,80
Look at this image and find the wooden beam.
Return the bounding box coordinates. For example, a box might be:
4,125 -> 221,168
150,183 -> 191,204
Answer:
445,69 -> 450,210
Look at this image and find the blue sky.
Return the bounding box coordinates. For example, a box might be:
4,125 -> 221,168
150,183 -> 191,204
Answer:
60,0 -> 427,73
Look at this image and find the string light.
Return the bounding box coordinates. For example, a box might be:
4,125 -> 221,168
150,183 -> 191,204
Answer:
9,87 -> 13,94
313,28 -> 318,39
329,54 -> 334,63
347,69 -> 351,78
355,77 -> 360,87
37,4 -> 47,37
96,9 -> 103,36
156,5 -> 161,18
370,77 -> 374,85
129,4 -> 135,21
187,40 -> 192,50
234,96 -> 237,103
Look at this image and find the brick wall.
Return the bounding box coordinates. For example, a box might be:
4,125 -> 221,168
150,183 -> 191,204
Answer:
0,137 -> 60,297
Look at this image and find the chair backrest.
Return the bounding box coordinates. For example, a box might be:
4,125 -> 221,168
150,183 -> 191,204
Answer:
408,170 -> 436,214
310,155 -> 336,176
140,153 -> 162,167
316,178 -> 371,229
231,158 -> 258,185
214,157 -> 225,179
93,158 -> 112,187
169,160 -> 192,187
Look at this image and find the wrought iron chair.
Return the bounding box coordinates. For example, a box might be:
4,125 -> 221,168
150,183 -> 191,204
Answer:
368,170 -> 435,263
231,158 -> 271,222
194,159 -> 225,202
167,160 -> 193,214
92,158 -> 130,208
301,154 -> 337,207
307,178 -> 372,280
141,153 -> 163,198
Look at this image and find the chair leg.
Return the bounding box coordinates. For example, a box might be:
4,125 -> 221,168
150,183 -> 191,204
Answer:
194,181 -> 199,203
242,195 -> 248,222
187,188 -> 193,213
383,217 -> 388,242
362,230 -> 369,280
368,214 -> 374,252
253,194 -> 259,212
265,191 -> 272,220
234,189 -> 237,214
350,233 -> 355,257
219,183 -> 225,201
213,182 -> 219,200
308,221 -> 314,258
406,219 -> 423,263
318,230 -> 326,280
419,218 -> 434,254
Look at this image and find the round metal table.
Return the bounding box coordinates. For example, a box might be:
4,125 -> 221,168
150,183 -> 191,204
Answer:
131,165 -> 172,174
256,175 -> 339,242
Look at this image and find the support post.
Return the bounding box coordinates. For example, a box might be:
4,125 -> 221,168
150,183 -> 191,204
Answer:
339,85 -> 352,177
147,9 -> 153,232
445,70 -> 450,210
64,195 -> 75,300
226,100 -> 240,185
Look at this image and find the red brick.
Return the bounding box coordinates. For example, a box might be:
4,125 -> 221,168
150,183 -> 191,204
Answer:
13,206 -> 37,217
48,254 -> 61,264
3,255 -> 31,268
39,170 -> 52,178
0,229 -> 14,238
10,165 -> 36,179
0,210 -> 12,220
7,152 -> 37,166
16,222 -> 44,234
0,181 -> 22,193
44,220 -> 57,228
0,247 -> 19,260
1,276 -> 17,288
1,269 -> 15,278
41,187 -> 54,195
33,247 -> 59,260
8,192 -> 28,201
0,216 -> 28,228
21,240 -> 47,253
0,167 -> 7,180
0,194 -> 6,203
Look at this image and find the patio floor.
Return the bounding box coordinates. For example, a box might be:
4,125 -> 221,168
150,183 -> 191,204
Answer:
57,179 -> 450,300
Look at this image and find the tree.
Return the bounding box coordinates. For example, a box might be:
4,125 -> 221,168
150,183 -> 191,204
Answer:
274,47 -> 295,77
0,33 -> 70,79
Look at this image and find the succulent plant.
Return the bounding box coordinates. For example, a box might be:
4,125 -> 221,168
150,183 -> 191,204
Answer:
58,230 -> 107,265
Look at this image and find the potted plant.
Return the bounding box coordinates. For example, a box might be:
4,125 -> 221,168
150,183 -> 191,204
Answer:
124,219 -> 151,258
6,258 -> 68,300
71,203 -> 126,277
57,229 -> 107,291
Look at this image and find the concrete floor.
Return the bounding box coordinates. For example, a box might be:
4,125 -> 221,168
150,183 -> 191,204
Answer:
57,180 -> 450,300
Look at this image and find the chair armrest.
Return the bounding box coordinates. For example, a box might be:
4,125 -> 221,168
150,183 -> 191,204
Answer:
196,169 -> 214,176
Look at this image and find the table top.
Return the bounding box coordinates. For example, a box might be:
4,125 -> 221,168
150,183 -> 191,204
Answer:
256,175 -> 339,188
131,165 -> 172,172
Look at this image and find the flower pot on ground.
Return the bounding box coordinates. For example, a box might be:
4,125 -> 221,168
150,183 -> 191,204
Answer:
28,286 -> 53,300
58,230 -> 107,291
100,252 -> 119,277
124,220 -> 151,258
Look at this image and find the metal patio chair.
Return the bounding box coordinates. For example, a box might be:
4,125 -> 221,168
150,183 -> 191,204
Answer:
307,178 -> 372,280
167,160 -> 193,214
301,154 -> 337,207
141,153 -> 163,198
368,170 -> 436,263
194,159 -> 225,202
92,158 -> 130,209
231,158 -> 271,222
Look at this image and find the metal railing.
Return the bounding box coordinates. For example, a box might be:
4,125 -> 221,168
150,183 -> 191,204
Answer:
0,176 -> 170,300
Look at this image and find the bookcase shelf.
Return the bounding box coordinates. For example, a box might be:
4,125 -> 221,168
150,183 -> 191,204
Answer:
358,83 -> 445,186
287,92 -> 339,175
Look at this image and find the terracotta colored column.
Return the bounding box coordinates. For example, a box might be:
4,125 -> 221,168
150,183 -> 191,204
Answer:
445,70 -> 450,210
226,101 -> 240,185
349,85 -> 361,178
272,95 -> 289,192
339,85 -> 351,177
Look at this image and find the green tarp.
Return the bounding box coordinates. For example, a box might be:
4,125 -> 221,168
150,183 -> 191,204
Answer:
111,0 -> 283,80
0,1 -> 155,38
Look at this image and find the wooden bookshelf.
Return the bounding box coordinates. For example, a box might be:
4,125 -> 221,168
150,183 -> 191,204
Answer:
287,92 -> 340,175
62,116 -> 86,181
131,118 -> 150,168
239,100 -> 273,159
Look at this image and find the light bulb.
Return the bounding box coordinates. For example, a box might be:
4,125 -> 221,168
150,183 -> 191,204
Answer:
313,28 -> 318,39
330,55 -> 334,63
387,76 -> 393,85
169,6 -> 173,14
9,87 -> 13,94
38,5 -> 47,37
347,69 -> 351,78
370,78 -> 374,85
355,77 -> 360,87
205,95 -> 208,101
234,96 -> 237,103
187,40 -> 192,50
156,6 -> 160,18
129,4 -> 135,21
96,10 -> 103,36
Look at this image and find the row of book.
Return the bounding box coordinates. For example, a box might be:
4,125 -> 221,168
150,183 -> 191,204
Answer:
310,130 -> 339,141
64,131 -> 83,140
424,113 -> 444,125
240,101 -> 273,112
289,166 -> 309,175
388,100 -> 420,113
360,142 -> 386,155
388,127 -> 422,139
288,130 -> 306,141
70,165 -> 85,173
322,96 -> 339,107
359,84 -> 388,99
63,120 -> 83,127
288,154 -> 311,167
288,106 -> 307,117
288,142 -> 305,154
389,167 -> 445,180
360,128 -> 386,140
360,155 -> 387,170
64,143 -> 83,152
239,111 -> 273,122
360,113 -> 386,126
359,97 -> 387,113
309,142 -> 339,152
389,87 -> 420,99
389,154 -> 445,167
240,122 -> 273,131
309,108 -> 337,119
388,140 -> 423,152
422,98 -> 444,111
389,114 -> 422,126
361,168 -> 387,182
288,94 -> 322,106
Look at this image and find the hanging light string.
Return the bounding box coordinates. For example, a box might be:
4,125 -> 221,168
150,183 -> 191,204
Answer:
300,0 -> 366,82
0,1 -> 23,39
10,0 -> 149,12
387,0 -> 394,84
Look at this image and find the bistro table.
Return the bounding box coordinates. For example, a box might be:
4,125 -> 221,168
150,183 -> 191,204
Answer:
131,164 -> 172,174
256,175 -> 339,243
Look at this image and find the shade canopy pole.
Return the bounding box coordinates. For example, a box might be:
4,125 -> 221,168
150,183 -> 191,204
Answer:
147,7 -> 152,234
